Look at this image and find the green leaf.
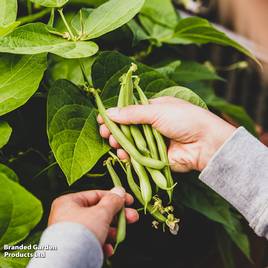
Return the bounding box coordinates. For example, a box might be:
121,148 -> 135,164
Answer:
139,14 -> 174,42
47,80 -> 110,185
0,54 -> 47,116
169,17 -> 257,63
175,176 -> 251,260
0,165 -> 43,248
92,51 -> 176,107
51,57 -> 95,86
0,164 -> 18,182
141,0 -> 179,29
0,121 -> 12,149
127,20 -> 150,46
153,86 -> 207,109
0,0 -> 17,27
75,0 -> 145,40
0,22 -> 20,37
157,60 -> 223,82
0,23 -> 99,59
187,82 -> 257,135
0,232 -> 41,268
30,0 -> 69,7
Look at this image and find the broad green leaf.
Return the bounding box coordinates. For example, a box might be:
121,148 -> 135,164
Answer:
157,60 -> 223,82
76,0 -> 145,40
0,232 -> 41,268
30,0 -> 69,7
69,0 -> 107,6
0,54 -> 47,116
175,176 -> 251,260
47,80 -> 109,185
0,165 -> 43,248
0,0 -> 17,27
0,164 -> 18,182
51,57 -> 95,86
0,121 -> 12,149
92,51 -> 175,107
169,17 -> 257,63
127,19 -> 150,46
153,86 -> 207,109
0,22 -> 20,37
141,0 -> 179,29
0,23 -> 99,59
139,15 -> 174,42
187,82 -> 257,135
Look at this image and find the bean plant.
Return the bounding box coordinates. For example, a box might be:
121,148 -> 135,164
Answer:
0,0 -> 260,267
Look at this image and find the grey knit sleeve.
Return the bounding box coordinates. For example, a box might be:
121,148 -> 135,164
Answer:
199,127 -> 268,239
27,222 -> 103,268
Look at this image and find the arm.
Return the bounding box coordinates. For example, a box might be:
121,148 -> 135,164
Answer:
98,96 -> 268,239
28,188 -> 139,268
200,127 -> 268,238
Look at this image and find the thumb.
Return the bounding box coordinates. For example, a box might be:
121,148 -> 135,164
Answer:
97,187 -> 125,223
107,104 -> 157,125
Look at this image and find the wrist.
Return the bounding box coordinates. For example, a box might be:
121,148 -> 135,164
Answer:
197,119 -> 236,171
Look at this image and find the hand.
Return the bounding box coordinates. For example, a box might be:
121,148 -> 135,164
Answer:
98,96 -> 236,172
48,187 -> 139,256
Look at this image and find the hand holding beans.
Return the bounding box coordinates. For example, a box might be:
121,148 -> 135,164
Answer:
98,96 -> 236,172
48,188 -> 139,257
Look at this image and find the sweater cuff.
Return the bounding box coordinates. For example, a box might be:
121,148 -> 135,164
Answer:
199,127 -> 268,236
28,222 -> 103,268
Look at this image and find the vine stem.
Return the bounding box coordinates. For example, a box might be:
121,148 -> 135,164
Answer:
19,8 -> 51,24
58,9 -> 75,40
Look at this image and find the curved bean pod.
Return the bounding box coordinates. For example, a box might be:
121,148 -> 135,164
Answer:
126,162 -> 166,223
92,89 -> 166,170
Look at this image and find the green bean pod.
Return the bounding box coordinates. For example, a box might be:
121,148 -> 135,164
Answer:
131,158 -> 152,212
153,128 -> 175,202
134,78 -> 175,201
133,96 -> 159,159
92,89 -> 166,170
147,168 -> 168,190
126,162 -> 166,223
105,158 -> 126,252
142,124 -> 159,159
117,65 -> 137,143
130,125 -> 150,155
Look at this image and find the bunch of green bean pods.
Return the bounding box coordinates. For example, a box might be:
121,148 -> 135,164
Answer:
92,64 -> 180,249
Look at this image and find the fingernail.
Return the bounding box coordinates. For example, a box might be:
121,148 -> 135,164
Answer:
107,108 -> 119,118
110,186 -> 125,197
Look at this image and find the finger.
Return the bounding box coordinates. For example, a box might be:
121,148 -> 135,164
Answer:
168,142 -> 193,173
59,190 -> 109,207
109,135 -> 121,149
103,243 -> 114,257
97,114 -> 104,124
125,208 -> 139,224
125,193 -> 134,206
149,96 -> 179,104
106,105 -> 158,125
107,227 -> 117,242
99,124 -> 110,138
97,187 -> 126,223
117,149 -> 129,160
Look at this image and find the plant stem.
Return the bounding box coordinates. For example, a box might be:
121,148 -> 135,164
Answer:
27,0 -> 32,15
19,8 -> 51,24
58,9 -> 75,40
